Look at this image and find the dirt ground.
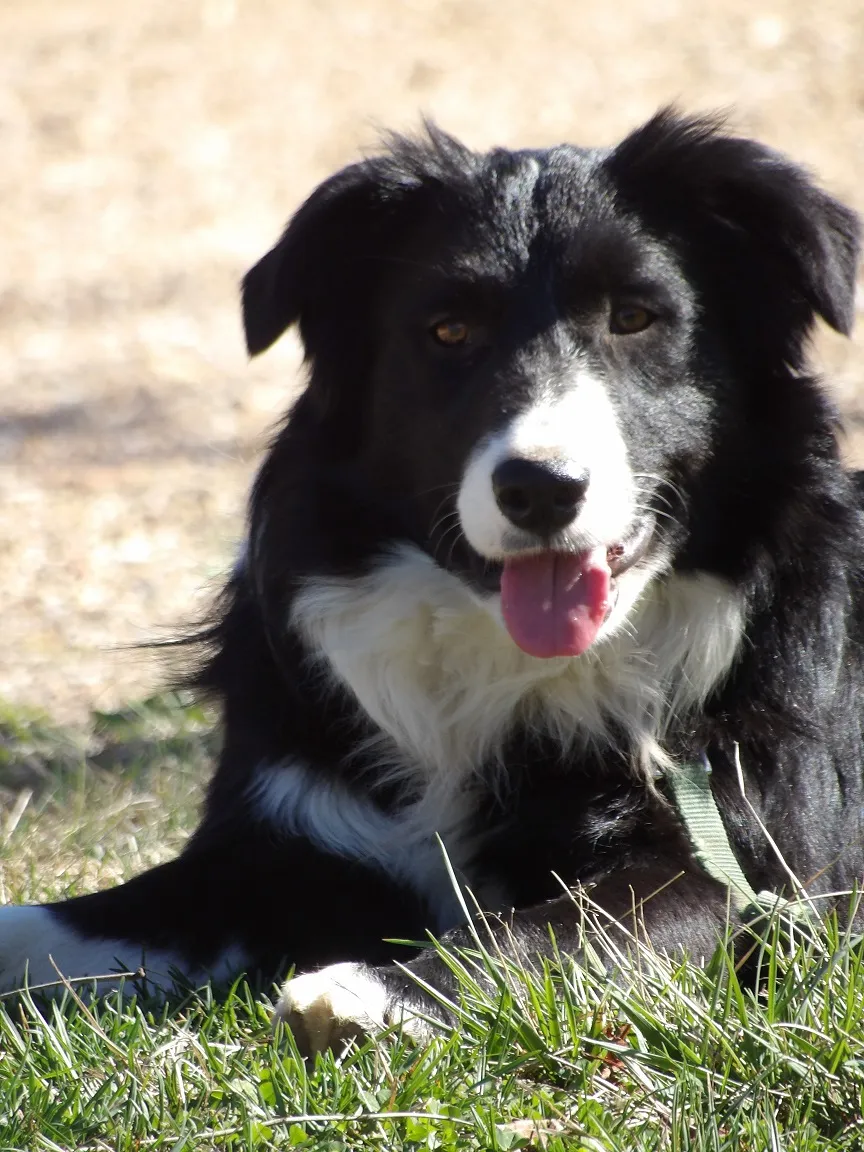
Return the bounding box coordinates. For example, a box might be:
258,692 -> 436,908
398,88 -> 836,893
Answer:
1,0 -> 863,725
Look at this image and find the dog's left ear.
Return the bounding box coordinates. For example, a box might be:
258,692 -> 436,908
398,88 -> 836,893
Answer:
605,109 -> 860,336
242,160 -> 412,357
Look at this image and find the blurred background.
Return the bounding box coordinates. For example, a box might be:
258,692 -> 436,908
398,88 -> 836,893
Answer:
1,0 -> 862,725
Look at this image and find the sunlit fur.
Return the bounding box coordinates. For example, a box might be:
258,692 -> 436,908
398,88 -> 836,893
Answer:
292,545 -> 745,787
0,113 -> 859,1052
457,373 -> 634,559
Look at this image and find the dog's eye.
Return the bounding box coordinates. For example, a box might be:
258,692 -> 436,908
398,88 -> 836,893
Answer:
431,320 -> 471,346
610,305 -> 654,335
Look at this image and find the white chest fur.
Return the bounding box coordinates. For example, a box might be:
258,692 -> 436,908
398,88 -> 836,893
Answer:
250,547 -> 744,922
291,546 -> 744,785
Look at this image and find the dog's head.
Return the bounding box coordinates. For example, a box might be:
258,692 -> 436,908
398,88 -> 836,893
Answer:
243,111 -> 859,659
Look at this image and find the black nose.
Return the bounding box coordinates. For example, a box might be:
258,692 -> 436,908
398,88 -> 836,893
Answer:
492,457 -> 589,535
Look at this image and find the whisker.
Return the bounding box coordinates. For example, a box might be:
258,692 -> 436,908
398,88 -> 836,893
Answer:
413,481 -> 462,501
430,512 -> 462,555
631,474 -> 686,511
447,538 -> 466,570
430,499 -> 458,535
634,503 -> 678,526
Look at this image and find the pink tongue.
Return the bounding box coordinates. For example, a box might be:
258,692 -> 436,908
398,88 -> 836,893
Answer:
500,548 -> 612,658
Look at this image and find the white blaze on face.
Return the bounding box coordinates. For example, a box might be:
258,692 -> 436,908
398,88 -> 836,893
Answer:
456,372 -> 640,658
457,371 -> 635,559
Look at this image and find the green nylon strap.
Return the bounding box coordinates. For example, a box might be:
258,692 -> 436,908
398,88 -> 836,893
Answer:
667,756 -> 812,927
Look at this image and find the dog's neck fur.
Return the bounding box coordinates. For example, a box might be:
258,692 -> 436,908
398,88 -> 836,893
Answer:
290,546 -> 746,791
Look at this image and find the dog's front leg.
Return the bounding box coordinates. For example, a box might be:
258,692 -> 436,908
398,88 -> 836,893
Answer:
0,830 -> 430,999
277,863 -> 737,1055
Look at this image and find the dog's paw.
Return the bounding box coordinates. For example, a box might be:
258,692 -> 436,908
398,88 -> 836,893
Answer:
274,962 -> 389,1055
274,961 -> 433,1056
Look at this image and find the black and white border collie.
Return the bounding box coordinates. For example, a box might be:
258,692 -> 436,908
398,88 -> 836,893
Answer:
1,110 -> 862,1054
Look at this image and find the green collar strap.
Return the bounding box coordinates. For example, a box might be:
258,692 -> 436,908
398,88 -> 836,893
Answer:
667,755 -> 813,928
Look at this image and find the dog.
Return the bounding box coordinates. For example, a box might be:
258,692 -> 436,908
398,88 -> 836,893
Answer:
1,110 -> 862,1055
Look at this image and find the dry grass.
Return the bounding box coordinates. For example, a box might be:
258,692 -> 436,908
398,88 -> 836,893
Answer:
1,0 -> 863,724
0,696 -> 211,903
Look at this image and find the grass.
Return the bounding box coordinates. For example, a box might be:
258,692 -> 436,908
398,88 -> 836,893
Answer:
1,697 -> 863,1150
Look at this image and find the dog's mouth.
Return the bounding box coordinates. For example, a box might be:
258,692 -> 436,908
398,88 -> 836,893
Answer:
476,518 -> 655,659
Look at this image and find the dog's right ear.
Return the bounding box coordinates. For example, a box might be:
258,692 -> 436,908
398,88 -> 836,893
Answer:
242,161 -> 404,357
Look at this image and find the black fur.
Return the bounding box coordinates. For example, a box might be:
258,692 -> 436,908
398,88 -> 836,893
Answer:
5,111 -> 863,1037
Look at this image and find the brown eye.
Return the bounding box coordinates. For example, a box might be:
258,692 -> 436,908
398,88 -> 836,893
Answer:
610,305 -> 654,335
431,319 -> 471,346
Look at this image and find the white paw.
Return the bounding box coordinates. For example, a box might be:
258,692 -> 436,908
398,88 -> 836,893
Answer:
274,962 -> 390,1055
